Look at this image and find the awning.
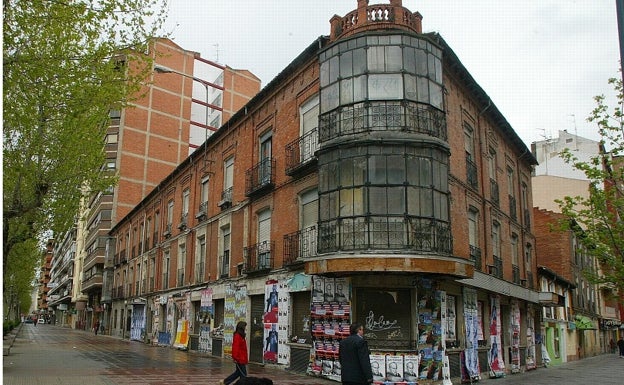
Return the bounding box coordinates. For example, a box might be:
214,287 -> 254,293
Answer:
575,316 -> 596,330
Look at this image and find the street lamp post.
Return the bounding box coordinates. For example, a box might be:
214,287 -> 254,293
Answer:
154,64 -> 224,151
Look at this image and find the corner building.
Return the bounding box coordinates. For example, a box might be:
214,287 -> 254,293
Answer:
109,1 -> 540,383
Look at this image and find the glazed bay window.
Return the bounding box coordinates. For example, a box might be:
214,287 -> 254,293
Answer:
318,145 -> 450,253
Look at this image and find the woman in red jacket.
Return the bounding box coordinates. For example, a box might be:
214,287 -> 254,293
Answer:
221,321 -> 249,385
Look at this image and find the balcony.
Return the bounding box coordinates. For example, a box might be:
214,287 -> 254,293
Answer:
285,128 -> 318,176
196,201 -> 208,220
218,187 -> 232,208
318,101 -> 447,143
195,262 -> 205,283
469,245 -> 482,272
178,213 -> 188,231
490,178 -> 499,207
219,251 -> 230,278
81,273 -> 103,292
488,256 -> 503,279
283,226 -> 317,265
466,157 -> 478,190
245,157 -> 275,196
244,241 -> 274,273
163,223 -> 172,239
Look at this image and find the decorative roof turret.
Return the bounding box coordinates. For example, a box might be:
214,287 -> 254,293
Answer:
329,0 -> 422,42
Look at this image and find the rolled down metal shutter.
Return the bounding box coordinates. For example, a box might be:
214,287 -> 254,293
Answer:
249,295 -> 265,363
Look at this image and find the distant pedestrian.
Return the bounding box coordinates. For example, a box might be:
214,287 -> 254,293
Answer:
220,321 -> 248,385
609,339 -> 616,353
33,316 -> 37,327
617,337 -> 624,357
94,320 -> 100,335
339,322 -> 373,385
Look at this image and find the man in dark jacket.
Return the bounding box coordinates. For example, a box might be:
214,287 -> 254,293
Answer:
339,323 -> 373,385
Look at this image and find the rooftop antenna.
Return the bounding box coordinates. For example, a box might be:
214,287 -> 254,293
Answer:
568,114 -> 579,150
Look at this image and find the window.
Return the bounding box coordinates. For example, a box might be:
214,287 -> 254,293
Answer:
106,133 -> 118,144
492,221 -> 501,258
196,236 -> 206,282
488,148 -> 497,180
145,217 -> 151,249
259,131 -> 272,184
220,225 -> 231,277
464,123 -> 475,161
300,189 -> 319,257
468,208 -> 478,248
182,189 -> 190,217
167,200 -> 174,227
525,243 -> 533,269
224,157 -> 234,190
162,249 -> 170,290
200,177 -> 209,205
507,167 -> 515,198
300,96 -> 319,162
511,233 -> 519,266
257,209 -> 271,269
178,243 -> 186,286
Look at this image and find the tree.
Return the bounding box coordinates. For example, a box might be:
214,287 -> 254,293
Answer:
557,77 -> 624,293
3,0 -> 168,304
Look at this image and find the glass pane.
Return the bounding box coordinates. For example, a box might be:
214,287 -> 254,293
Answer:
353,75 -> 367,102
340,50 -> 353,78
386,46 -> 402,72
353,156 -> 367,186
421,188 -> 433,216
340,189 -> 353,217
369,155 -> 387,184
407,186 -> 419,216
387,155 -> 405,184
340,78 -> 353,105
340,157 -> 354,187
387,187 -> 405,214
320,60 -> 329,87
435,57 -> 443,83
369,187 -> 387,215
369,74 -> 403,100
403,46 -> 416,73
417,77 -> 429,104
367,46 -> 385,72
415,49 -> 427,76
404,74 -> 418,101
319,194 -> 330,221
329,55 -> 340,84
430,82 -> 443,109
321,82 -> 340,112
353,48 -> 367,75
353,187 -> 365,216
406,156 -> 419,185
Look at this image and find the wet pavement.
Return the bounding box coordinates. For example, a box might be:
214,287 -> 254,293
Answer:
3,323 -> 624,384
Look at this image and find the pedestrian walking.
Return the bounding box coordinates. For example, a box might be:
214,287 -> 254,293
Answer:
617,337 -> 624,357
220,321 -> 248,385
94,320 -> 100,335
338,322 -> 373,385
609,338 -> 616,353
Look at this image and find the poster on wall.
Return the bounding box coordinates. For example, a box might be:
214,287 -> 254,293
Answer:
224,285 -> 247,357
404,354 -> 421,382
370,354 -> 387,383
510,300 -> 521,373
416,281 -> 446,381
386,354 -> 404,382
173,319 -> 189,349
488,296 -> 505,378
199,288 -> 214,353
526,306 -> 537,370
277,280 -> 290,365
461,287 -> 481,382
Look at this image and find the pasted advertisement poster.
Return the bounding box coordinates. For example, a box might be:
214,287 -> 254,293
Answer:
276,280 -> 290,365
461,286 -> 481,382
488,295 -> 505,378
173,293 -> 191,350
526,306 -> 537,370
310,276 -> 351,380
263,279 -> 288,364
370,354 -> 386,383
403,354 -> 421,383
510,300 -> 521,373
416,280 -> 446,381
199,288 -> 214,353
223,285 -> 247,357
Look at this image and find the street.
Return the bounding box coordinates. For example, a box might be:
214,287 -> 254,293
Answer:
3,323 -> 624,385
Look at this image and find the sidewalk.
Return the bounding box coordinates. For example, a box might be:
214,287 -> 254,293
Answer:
2,323 -> 22,356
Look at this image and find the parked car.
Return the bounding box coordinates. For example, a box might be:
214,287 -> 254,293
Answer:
37,317 -> 46,324
24,318 -> 33,324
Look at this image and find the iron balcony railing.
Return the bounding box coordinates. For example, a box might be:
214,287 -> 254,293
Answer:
283,226 -> 317,264
466,156 -> 478,190
469,245 -> 482,271
509,195 -> 517,221
195,262 -> 205,283
490,178 -> 499,207
219,250 -> 230,278
244,241 -> 274,273
196,201 -> 208,220
219,187 -> 233,208
285,128 -> 319,175
512,265 -> 520,284
245,157 -> 275,196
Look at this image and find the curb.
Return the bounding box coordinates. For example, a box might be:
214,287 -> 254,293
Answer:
3,323 -> 23,356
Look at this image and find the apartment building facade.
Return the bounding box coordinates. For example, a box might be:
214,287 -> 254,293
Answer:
108,1 -> 541,382
45,37 -> 261,332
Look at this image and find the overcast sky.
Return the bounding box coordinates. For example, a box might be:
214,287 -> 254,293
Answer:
161,0 -> 620,147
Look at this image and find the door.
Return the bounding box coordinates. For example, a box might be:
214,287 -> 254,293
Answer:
249,295 -> 265,363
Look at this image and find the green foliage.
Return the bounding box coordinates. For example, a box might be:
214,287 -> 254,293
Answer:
2,1 -> 168,294
557,77 -> 624,292
3,238 -> 39,321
